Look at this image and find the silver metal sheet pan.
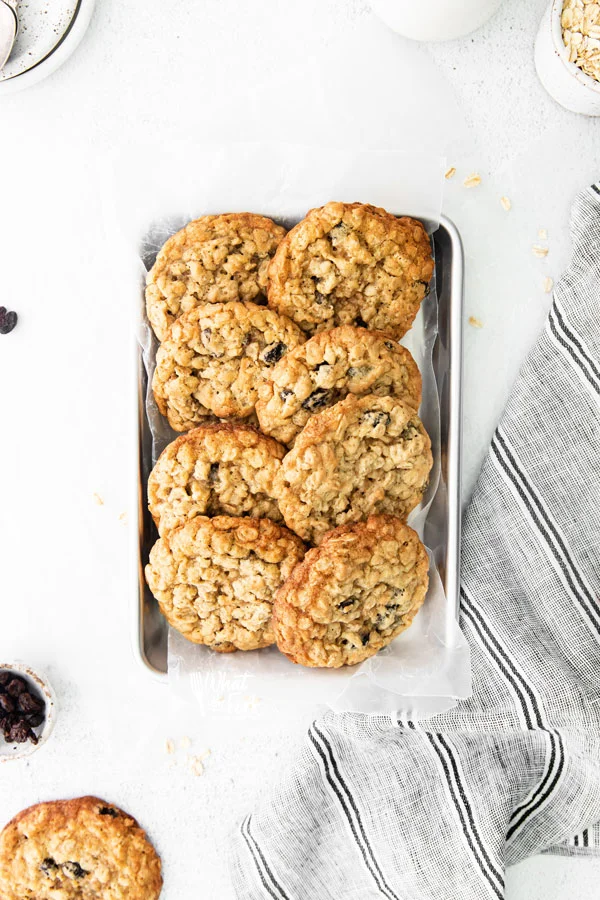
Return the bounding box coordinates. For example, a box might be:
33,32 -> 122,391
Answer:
132,214 -> 464,680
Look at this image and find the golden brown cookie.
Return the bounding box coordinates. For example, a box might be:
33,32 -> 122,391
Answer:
0,796 -> 162,900
277,394 -> 432,544
152,301 -> 305,431
148,424 -> 286,536
145,516 -> 305,651
255,325 -> 422,446
267,202 -> 433,339
146,213 -> 286,341
273,516 -> 429,667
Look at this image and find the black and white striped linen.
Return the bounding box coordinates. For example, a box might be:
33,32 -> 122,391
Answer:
230,185 -> 600,899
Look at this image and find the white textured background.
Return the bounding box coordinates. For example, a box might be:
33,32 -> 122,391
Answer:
1,0 -> 599,896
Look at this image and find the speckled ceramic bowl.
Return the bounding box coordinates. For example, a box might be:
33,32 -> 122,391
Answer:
0,662 -> 57,762
0,0 -> 96,95
535,0 -> 600,115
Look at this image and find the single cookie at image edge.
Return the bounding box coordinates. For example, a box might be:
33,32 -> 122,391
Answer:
256,325 -> 422,446
145,516 -> 306,651
148,423 -> 287,536
267,201 -> 434,339
146,213 -> 286,341
277,393 -> 433,545
0,796 -> 162,900
152,300 -> 305,431
273,516 -> 429,668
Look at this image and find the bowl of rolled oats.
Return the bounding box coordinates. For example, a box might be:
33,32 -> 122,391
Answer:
535,0 -> 600,115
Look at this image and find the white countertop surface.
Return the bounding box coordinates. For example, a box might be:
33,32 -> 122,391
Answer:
1,0 -> 599,896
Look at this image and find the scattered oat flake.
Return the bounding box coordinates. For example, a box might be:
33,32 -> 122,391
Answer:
180,736 -> 192,751
165,739 -> 175,755
500,196 -> 512,211
469,316 -> 483,329
463,173 -> 481,188
118,511 -> 128,524
93,493 -> 104,506
543,276 -> 554,293
532,244 -> 549,258
445,167 -> 456,180
538,228 -> 548,240
190,757 -> 204,777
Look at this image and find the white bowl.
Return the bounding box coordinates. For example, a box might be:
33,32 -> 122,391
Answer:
0,662 -> 57,762
0,0 -> 96,96
535,0 -> 600,115
368,0 -> 504,42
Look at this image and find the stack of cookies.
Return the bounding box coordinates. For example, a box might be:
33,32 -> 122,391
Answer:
144,202 -> 435,668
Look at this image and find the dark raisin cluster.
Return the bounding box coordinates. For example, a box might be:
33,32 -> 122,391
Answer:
0,670 -> 45,745
0,307 -> 17,335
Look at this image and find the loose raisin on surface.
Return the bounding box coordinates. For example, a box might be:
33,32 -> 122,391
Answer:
99,806 -> 119,817
63,861 -> 88,878
301,388 -> 331,411
0,693 -> 14,713
40,858 -> 59,877
17,692 -> 42,714
7,678 -> 26,697
0,309 -> 18,335
0,671 -> 10,687
262,342 -> 287,365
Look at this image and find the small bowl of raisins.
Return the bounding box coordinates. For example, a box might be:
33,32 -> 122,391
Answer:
0,662 -> 56,761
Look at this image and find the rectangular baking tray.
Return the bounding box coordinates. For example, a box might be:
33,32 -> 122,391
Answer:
132,214 -> 464,681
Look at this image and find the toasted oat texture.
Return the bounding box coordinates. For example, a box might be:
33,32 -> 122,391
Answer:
256,326 -> 422,446
277,394 -> 432,544
0,796 -> 162,900
273,516 -> 429,667
145,516 -> 305,651
267,202 -> 433,339
148,424 -> 286,536
146,213 -> 286,341
152,301 -> 305,431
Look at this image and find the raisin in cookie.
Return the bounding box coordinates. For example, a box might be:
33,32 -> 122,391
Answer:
267,202 -> 433,339
273,516 -> 429,667
148,424 -> 286,536
152,301 -> 305,431
277,394 -> 432,544
0,796 -> 162,900
146,213 -> 286,341
145,516 -> 305,651
256,325 -> 422,446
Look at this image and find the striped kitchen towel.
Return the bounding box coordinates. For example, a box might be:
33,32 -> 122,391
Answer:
229,183 -> 600,899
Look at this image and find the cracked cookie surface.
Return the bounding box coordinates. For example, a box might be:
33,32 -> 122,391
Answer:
145,516 -> 305,651
148,424 -> 286,536
277,394 -> 432,544
0,796 -> 162,900
146,213 -> 286,341
267,202 -> 433,339
273,516 -> 429,667
152,301 -> 305,430
256,325 -> 422,446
